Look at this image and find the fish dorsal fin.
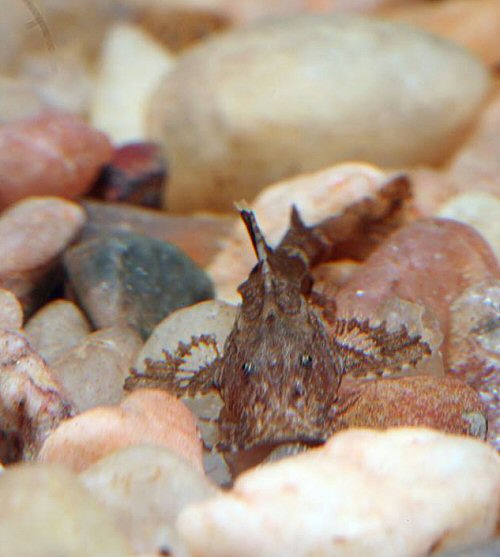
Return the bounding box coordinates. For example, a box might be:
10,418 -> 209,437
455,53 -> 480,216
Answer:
239,209 -> 272,265
238,208 -> 275,301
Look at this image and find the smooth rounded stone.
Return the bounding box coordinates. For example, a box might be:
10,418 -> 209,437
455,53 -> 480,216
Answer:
448,279 -> 500,450
0,114 -> 112,209
177,428 -> 500,557
0,288 -> 23,329
64,231 -> 214,340
335,375 -> 487,439
0,197 -> 86,313
208,163 -> 402,301
90,22 -> 176,144
50,326 -> 143,413
82,199 -> 235,267
334,219 -> 500,355
24,299 -> 91,364
38,389 -> 204,473
148,15 -> 489,213
0,463 -> 133,557
80,445 -> 218,556
437,192 -> 500,261
382,0 -> 500,65
0,329 -> 73,463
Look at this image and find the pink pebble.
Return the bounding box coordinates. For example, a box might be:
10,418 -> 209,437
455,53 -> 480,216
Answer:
0,113 -> 113,209
38,388 -> 204,473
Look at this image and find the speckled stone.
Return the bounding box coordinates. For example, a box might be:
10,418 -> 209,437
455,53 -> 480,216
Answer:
64,231 -> 214,339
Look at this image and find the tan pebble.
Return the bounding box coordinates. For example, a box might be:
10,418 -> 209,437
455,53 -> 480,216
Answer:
38,388 -> 203,473
0,197 -> 86,311
80,444 -> 218,555
0,114 -> 112,209
0,288 -> 22,329
50,326 -> 143,412
0,463 -> 133,556
177,428 -> 500,557
24,299 -> 91,364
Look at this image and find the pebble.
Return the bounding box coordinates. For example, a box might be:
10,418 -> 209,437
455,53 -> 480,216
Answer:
410,87 -> 500,216
90,22 -> 176,144
50,326 -> 143,412
208,163 -> 407,301
0,329 -> 73,463
135,300 -> 237,374
334,219 -> 500,358
64,230 -> 214,340
177,428 -> 500,557
448,279 -> 500,450
24,299 -> 91,364
382,0 -> 500,65
335,375 -> 487,439
0,197 -> 86,313
82,199 -> 235,268
437,192 -> 500,260
90,142 -> 166,208
446,87 -> 500,198
0,288 -> 23,329
80,445 -> 217,556
0,114 -> 112,208
38,389 -> 203,474
0,463 -> 133,556
148,14 -> 489,212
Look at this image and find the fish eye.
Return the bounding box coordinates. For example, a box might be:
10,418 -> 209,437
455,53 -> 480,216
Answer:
299,354 -> 313,368
242,362 -> 256,376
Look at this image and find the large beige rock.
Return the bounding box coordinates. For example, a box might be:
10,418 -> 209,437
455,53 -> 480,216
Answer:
148,14 -> 489,212
0,463 -> 133,557
177,428 -> 500,557
80,445 -> 217,555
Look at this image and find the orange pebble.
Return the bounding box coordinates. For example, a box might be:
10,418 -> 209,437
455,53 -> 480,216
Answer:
38,389 -> 203,473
